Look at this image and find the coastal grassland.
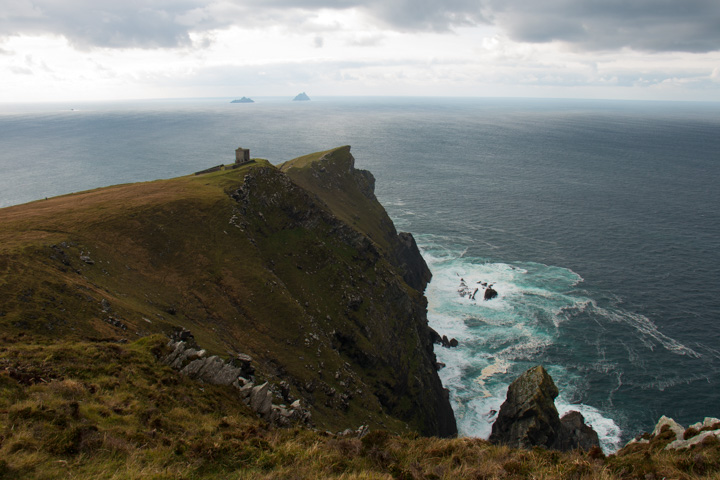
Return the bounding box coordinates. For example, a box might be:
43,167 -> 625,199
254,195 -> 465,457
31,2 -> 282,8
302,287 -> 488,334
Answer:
2,335 -> 720,479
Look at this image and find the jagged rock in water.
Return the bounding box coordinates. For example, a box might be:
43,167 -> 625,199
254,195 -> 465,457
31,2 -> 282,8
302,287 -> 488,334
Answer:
559,411 -> 600,451
489,365 -> 599,451
484,287 -> 498,300
439,335 -> 458,348
428,327 -> 442,345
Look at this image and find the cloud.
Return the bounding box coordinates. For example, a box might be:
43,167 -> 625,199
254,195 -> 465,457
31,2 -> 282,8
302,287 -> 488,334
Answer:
0,0 -> 719,54
0,0 -> 206,49
489,0 -> 720,53
9,65 -> 33,75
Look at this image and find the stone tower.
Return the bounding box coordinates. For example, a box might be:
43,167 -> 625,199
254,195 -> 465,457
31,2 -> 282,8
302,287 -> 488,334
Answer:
235,147 -> 250,164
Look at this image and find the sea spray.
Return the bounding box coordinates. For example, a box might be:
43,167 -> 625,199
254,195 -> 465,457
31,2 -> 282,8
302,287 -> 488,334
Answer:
420,235 -> 623,452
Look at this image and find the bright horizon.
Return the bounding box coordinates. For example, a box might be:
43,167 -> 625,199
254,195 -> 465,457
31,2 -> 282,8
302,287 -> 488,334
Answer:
2,1 -> 720,103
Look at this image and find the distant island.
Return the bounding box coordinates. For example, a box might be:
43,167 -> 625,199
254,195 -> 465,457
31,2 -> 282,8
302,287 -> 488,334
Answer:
231,97 -> 254,103
293,92 -> 310,101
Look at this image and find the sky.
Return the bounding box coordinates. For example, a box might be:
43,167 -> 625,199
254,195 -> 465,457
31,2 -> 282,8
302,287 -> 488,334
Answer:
1,0 -> 719,102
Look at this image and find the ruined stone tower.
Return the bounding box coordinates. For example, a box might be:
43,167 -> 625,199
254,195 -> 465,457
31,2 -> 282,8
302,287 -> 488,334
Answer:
235,147 -> 250,164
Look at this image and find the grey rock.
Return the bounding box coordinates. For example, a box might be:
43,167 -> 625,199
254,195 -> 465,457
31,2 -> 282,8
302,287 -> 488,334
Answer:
652,415 -> 685,441
250,382 -> 273,417
490,366 -> 599,451
206,362 -> 243,385
667,429 -> 720,450
559,411 -> 601,451
181,358 -> 210,378
689,417 -> 720,431
162,341 -> 186,365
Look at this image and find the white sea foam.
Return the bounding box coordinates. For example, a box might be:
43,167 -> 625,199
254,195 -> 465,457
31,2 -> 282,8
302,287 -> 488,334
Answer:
557,401 -> 623,453
423,240 -> 624,451
590,303 -> 701,358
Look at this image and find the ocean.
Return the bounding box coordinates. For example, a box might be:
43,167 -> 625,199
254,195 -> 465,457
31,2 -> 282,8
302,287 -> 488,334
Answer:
2,96 -> 719,451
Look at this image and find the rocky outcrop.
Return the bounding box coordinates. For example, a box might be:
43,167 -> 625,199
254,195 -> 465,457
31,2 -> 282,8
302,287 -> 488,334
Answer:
161,338 -> 311,427
489,366 -> 600,451
559,410 -> 600,451
392,232 -> 432,292
624,415 -> 720,451
484,287 -> 498,300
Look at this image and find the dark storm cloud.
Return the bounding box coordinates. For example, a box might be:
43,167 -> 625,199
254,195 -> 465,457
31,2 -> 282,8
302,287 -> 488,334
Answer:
490,0 -> 720,53
0,0 -> 208,49
1,0 -> 719,53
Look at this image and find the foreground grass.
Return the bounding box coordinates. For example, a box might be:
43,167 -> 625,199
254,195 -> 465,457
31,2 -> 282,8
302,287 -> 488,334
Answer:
2,336 -> 720,479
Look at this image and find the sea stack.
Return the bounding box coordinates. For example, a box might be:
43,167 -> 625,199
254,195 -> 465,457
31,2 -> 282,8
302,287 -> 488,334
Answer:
489,366 -> 599,451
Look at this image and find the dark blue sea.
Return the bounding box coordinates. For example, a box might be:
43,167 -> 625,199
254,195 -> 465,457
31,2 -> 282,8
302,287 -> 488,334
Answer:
2,97 -> 720,451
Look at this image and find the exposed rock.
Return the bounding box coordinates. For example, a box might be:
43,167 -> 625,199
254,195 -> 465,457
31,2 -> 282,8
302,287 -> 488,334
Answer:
104,316 -> 127,330
250,382 -> 273,417
624,415 -> 720,451
392,232 -> 432,292
489,365 -> 599,451
428,327 -> 442,345
170,328 -> 195,343
668,429 -> 720,450
559,411 -> 600,451
293,92 -> 311,101
161,337 -> 311,427
652,415 -> 685,440
233,353 -> 255,378
484,287 -> 498,301
101,299 -> 112,312
439,335 -> 458,348
689,417 -> 720,431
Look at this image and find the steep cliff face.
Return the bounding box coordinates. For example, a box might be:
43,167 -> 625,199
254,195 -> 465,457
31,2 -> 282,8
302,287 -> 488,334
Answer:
0,148 -> 456,437
279,146 -> 455,435
280,146 -> 432,293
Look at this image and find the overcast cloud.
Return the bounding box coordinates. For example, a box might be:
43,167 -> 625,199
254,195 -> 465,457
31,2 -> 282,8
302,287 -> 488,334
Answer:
2,0 -> 719,52
1,0 -> 719,102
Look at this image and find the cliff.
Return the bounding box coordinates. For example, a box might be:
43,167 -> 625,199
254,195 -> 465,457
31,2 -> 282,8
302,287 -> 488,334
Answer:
0,146 -> 454,437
